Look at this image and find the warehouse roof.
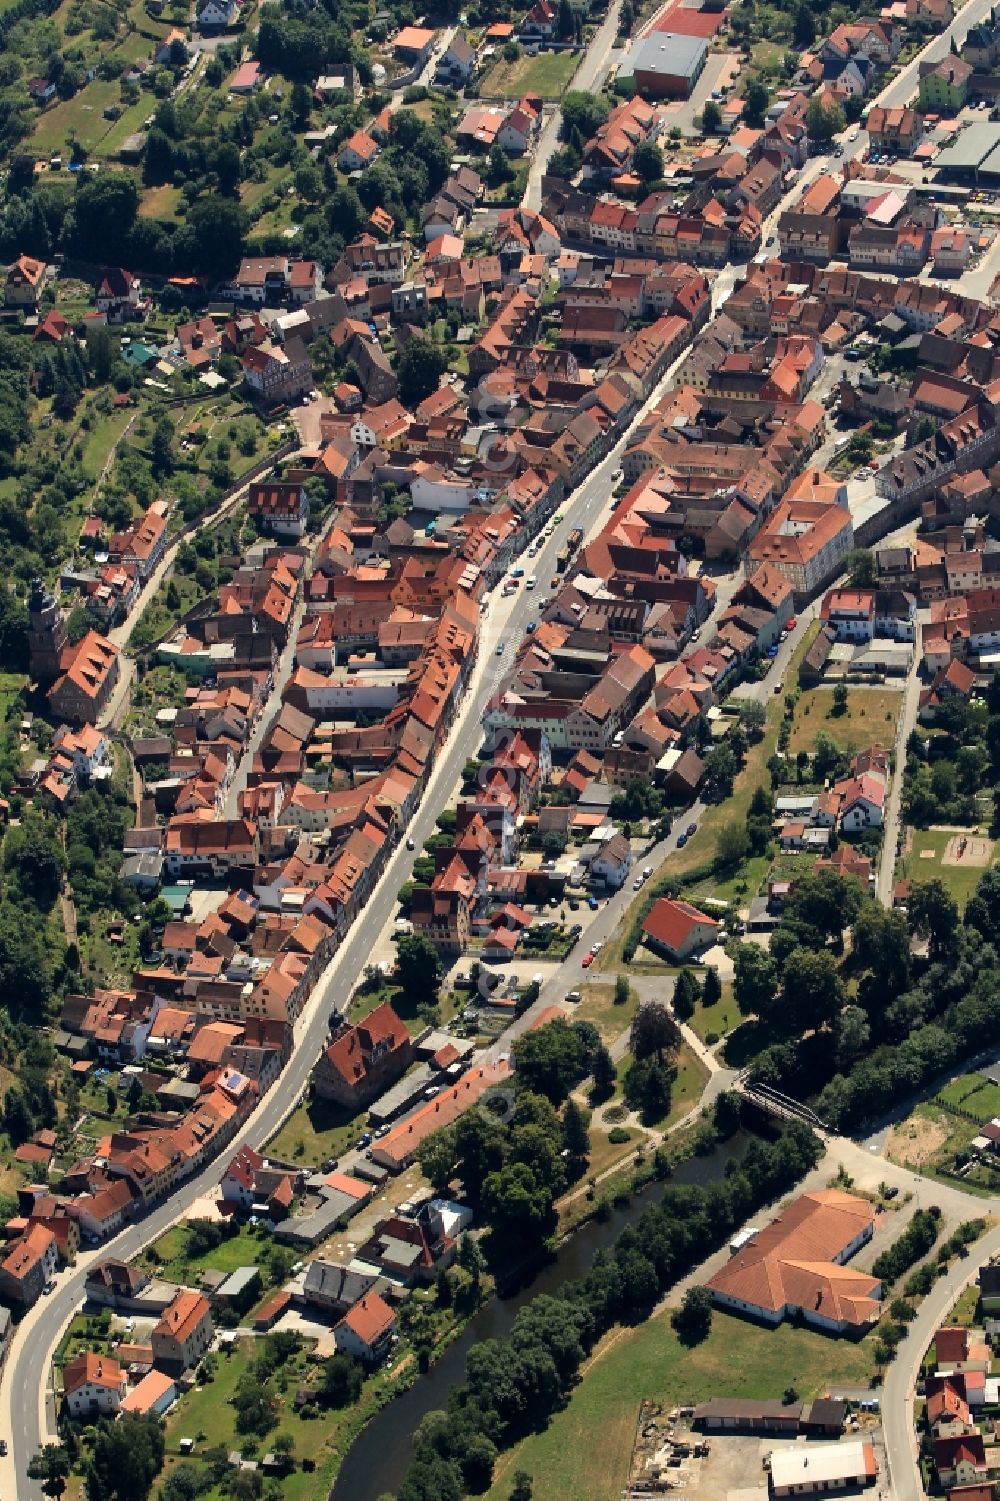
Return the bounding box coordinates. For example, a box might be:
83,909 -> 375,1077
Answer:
623,30 -> 708,80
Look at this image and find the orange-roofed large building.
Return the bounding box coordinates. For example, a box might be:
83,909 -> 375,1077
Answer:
370,1060 -> 512,1172
641,897 -> 719,961
313,1001 -> 413,1109
48,630 -> 120,725
748,494 -> 855,600
706,1189 -> 880,1334
151,1290 -> 214,1374
0,1223 -> 58,1306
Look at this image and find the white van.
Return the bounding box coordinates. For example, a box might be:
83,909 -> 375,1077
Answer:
526,575 -> 537,590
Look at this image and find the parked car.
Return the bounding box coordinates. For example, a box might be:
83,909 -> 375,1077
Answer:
587,896 -> 599,910
406,837 -> 415,850
565,990 -> 582,1002
677,833 -> 688,847
358,1132 -> 372,1148
581,951 -> 594,968
687,823 -> 698,837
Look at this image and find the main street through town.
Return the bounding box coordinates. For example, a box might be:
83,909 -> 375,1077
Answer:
0,235 -> 757,1498
8,7 -> 1000,1491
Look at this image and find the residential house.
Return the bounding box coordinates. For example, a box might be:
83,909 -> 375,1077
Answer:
5,254 -> 47,308
151,1290 -> 214,1374
641,897 -> 720,960
334,1291 -> 396,1364
62,1352 -> 126,1418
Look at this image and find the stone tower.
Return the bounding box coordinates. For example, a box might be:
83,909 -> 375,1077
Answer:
27,578 -> 68,685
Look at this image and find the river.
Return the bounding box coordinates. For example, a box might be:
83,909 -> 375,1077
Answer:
330,1130 -> 756,1501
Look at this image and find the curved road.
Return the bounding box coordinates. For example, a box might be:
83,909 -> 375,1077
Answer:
882,1218 -> 1000,1500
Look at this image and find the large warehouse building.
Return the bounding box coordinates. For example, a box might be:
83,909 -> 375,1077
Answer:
934,121 -> 1000,181
621,31 -> 708,98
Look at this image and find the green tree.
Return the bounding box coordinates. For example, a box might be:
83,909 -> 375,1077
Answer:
481,1161 -> 554,1241
150,415 -> 175,477
395,931 -> 441,1004
908,878 -> 959,959
614,974 -> 630,1006
704,743 -> 737,798
743,78 -> 769,128
512,1019 -> 588,1104
716,820 -> 749,866
672,968 -> 700,1021
632,140 -> 663,183
85,1415 -> 164,1501
701,99 -> 722,133
846,548 -> 876,586
702,966 -> 722,1008
793,1 -> 816,44
671,1285 -> 713,1345
397,337 -> 448,404
320,1354 -> 364,1408
590,1043 -> 616,1101
629,1001 -> 680,1061
733,942 -> 776,1016
780,949 -> 846,1035
562,1096 -> 590,1161
805,96 -> 845,141
28,1444 -> 71,1499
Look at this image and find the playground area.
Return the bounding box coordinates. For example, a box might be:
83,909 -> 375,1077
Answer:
940,832 -> 992,867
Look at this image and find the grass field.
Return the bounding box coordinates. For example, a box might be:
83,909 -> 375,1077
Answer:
788,686 -> 901,756
479,48 -> 578,98
687,980 -> 737,1045
573,982 -> 639,1044
896,825 -> 995,911
142,1222 -> 269,1282
485,1309 -> 874,1501
267,1090 -> 368,1167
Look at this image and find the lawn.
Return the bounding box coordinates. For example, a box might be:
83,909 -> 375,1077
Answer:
79,406 -> 136,485
573,981 -> 639,1045
687,980 -> 737,1046
479,48 -> 578,99
485,1308 -> 874,1501
142,1222 -> 271,1283
788,686 -> 902,756
266,1091 -> 368,1168
896,825 -> 995,911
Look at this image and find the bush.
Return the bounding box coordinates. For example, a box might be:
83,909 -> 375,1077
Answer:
871,1208 -> 941,1286
607,1127 -> 632,1144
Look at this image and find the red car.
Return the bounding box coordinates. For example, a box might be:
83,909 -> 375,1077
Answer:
581,951 -> 594,968
786,615 -> 797,630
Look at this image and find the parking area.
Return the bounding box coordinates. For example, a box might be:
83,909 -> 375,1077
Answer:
657,50 -> 742,137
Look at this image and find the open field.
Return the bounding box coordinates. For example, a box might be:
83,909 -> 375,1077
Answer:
897,825 -> 996,910
485,1308 -> 874,1501
687,980 -> 737,1045
788,686 -> 902,756
573,981 -> 639,1044
266,1090 -> 366,1167
479,48 -> 578,98
141,1221 -> 271,1282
